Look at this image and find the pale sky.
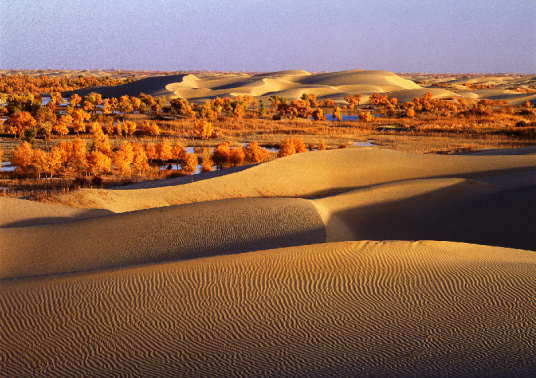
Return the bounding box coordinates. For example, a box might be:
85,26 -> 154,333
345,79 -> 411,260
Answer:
1,0 -> 535,73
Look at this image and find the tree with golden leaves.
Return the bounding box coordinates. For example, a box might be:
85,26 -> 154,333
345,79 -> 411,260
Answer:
142,121 -> 160,137
212,141 -> 232,169
318,139 -> 326,150
145,144 -> 158,163
332,106 -> 342,122
406,108 -> 415,118
48,146 -> 63,178
116,120 -> 123,137
123,120 -> 137,137
130,96 -> 141,112
49,92 -> 63,105
171,141 -> 185,169
69,93 -> 82,107
6,111 -> 37,139
132,144 -> 150,176
89,121 -> 102,134
119,95 -> 133,119
229,147 -> 245,167
113,142 -> 134,176
358,111 -> 373,121
243,141 -> 270,163
101,98 -> 111,115
31,149 -> 49,179
91,128 -> 112,156
180,152 -> 198,174
279,138 -> 296,157
72,108 -> 91,135
87,151 -> 111,176
193,120 -> 213,139
54,115 -> 71,137
156,140 -> 172,163
312,108 -> 326,121
200,154 -> 213,173
11,142 -> 34,173
324,99 -> 334,108
70,139 -> 88,175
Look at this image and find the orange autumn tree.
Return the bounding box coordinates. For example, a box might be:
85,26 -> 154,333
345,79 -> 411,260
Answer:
229,147 -> 245,167
113,142 -> 134,176
6,111 -> 37,139
10,142 -> 34,173
180,152 -> 198,174
132,143 -> 150,176
171,141 -> 185,169
193,120 -> 213,139
243,141 -> 270,163
31,149 -> 49,179
212,141 -> 232,169
156,140 -> 172,163
87,151 -> 111,176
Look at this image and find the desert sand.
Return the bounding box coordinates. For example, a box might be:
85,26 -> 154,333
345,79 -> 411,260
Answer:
2,147 -> 536,376
59,69 -> 536,105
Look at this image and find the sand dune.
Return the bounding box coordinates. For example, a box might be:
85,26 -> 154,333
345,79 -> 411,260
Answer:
63,70 -> 423,103
0,198 -> 324,279
0,197 -> 113,228
45,148 -> 536,213
1,240 -> 535,377
313,177 -> 536,250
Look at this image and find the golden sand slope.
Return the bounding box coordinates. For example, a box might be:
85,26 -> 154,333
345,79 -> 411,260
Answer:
1,240 -> 535,377
46,148 -> 536,213
0,198 -> 324,279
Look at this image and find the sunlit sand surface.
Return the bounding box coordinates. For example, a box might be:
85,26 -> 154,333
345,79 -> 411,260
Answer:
2,147 -> 536,376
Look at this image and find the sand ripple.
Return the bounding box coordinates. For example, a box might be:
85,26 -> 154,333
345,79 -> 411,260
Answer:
1,241 -> 535,377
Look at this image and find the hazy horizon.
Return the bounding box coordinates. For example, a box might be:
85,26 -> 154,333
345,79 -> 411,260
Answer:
1,0 -> 535,74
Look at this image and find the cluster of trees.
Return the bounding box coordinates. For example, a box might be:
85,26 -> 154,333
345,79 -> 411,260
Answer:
212,141 -> 270,169
8,136 -> 199,179
0,74 -> 131,94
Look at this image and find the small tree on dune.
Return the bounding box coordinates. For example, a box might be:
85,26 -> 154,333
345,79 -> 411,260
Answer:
318,139 -> 326,150
279,139 -> 296,157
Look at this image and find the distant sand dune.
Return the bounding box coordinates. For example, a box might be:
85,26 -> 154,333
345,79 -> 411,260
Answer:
1,241 -> 535,377
63,70 -> 423,103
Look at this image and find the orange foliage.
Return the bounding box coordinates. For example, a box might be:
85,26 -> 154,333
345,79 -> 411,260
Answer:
243,141 -> 270,163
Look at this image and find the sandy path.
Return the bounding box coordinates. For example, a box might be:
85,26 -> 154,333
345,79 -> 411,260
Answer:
1,240 -> 535,377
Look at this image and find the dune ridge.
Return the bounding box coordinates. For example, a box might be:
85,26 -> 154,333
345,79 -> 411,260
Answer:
1,240 -> 535,377
0,198 -> 325,279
